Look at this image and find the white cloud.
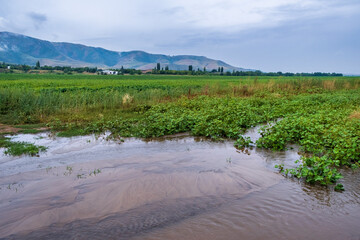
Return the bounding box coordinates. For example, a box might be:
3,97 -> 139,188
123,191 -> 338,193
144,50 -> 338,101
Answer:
1,0 -> 358,38
0,16 -> 7,28
156,0 -> 360,32
0,0 -> 359,73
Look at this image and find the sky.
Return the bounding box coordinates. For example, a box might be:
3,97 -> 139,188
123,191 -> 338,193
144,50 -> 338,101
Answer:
0,0 -> 359,74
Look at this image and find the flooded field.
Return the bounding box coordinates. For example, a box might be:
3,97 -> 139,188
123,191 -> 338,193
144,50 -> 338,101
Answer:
0,130 -> 359,240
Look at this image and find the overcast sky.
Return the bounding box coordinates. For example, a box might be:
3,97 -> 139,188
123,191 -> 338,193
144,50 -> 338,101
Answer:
0,0 -> 359,74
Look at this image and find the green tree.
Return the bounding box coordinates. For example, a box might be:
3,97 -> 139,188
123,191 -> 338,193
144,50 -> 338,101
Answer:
36,61 -> 41,69
188,65 -> 193,71
157,63 -> 161,71
165,66 -> 169,71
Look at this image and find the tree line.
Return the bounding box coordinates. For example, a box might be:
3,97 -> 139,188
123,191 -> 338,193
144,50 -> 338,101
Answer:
0,61 -> 343,77
151,63 -> 343,77
1,61 -> 98,73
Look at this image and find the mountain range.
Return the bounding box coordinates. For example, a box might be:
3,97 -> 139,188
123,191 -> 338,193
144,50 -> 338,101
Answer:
0,32 -> 250,71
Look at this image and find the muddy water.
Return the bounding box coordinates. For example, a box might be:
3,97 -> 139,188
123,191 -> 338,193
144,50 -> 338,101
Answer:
0,131 -> 359,240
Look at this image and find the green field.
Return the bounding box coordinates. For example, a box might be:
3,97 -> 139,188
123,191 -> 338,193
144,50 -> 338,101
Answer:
1,74 -> 359,123
1,73 -> 360,188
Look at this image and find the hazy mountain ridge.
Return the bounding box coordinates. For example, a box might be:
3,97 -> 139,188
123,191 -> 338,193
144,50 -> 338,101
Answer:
0,32 -> 250,71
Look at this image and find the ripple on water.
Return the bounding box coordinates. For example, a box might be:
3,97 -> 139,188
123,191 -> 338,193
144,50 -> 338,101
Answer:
0,133 -> 359,240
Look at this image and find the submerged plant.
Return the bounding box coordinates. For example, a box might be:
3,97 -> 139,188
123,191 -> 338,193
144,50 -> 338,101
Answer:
276,156 -> 343,187
334,183 -> 345,192
3,140 -> 47,157
234,136 -> 253,149
64,166 -> 73,176
89,168 -> 102,176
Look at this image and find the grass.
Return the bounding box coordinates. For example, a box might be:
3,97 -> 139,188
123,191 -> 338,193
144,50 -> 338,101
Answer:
0,135 -> 47,156
0,123 -> 48,156
14,124 -> 46,129
1,74 -> 359,124
12,123 -> 48,134
18,129 -> 44,134
1,73 -> 360,187
4,141 -> 47,156
56,128 -> 88,137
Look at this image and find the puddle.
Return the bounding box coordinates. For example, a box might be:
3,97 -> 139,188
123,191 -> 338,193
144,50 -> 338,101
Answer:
0,132 -> 359,239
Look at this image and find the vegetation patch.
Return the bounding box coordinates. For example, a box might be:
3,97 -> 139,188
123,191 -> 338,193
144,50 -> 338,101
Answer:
0,136 -> 47,156
234,136 -> 253,149
56,128 -> 88,137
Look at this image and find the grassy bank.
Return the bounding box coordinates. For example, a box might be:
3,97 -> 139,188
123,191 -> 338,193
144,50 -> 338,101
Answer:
1,74 -> 360,188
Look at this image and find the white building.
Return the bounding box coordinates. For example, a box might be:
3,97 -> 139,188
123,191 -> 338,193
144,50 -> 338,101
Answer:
103,70 -> 118,75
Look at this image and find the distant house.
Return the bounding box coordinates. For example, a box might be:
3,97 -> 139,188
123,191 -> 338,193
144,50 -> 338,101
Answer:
7,66 -> 10,70
103,70 -> 118,75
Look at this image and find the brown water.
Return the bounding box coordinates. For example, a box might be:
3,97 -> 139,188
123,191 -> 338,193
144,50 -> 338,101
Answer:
0,132 -> 359,240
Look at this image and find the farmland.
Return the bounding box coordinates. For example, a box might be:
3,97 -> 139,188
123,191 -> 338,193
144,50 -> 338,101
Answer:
1,74 -> 359,124
1,74 -> 360,187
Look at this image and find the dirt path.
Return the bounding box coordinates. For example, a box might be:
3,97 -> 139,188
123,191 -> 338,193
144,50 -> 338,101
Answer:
0,124 -> 49,134
0,124 -> 20,134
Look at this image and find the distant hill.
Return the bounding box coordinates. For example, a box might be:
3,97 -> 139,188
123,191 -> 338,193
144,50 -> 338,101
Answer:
0,32 -> 251,71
